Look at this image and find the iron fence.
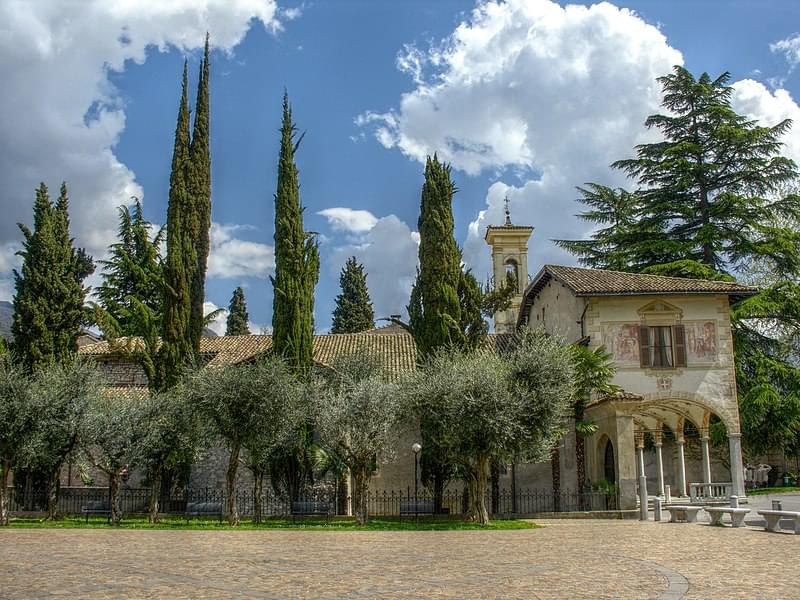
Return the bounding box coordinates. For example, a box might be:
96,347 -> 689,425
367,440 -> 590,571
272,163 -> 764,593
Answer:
5,486 -> 617,518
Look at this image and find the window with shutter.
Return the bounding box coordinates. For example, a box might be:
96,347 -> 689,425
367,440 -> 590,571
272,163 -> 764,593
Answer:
640,325 -> 682,369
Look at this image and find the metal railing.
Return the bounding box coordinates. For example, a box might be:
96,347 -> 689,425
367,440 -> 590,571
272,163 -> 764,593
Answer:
6,486 -> 618,518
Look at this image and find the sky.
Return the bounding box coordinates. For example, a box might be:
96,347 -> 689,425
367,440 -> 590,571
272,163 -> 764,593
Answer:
2,0 -> 800,334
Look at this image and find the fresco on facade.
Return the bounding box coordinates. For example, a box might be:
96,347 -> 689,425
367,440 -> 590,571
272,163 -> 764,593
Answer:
686,320 -> 716,360
602,323 -> 640,366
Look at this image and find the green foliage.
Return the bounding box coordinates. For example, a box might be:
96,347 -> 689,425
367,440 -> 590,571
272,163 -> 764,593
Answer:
556,184 -> 669,271
331,257 -> 375,333
22,359 -> 102,519
569,345 -> 619,420
187,355 -> 300,525
188,36 -> 212,350
225,287 -> 250,336
271,92 -> 320,373
314,351 -> 401,524
406,330 -> 573,523
156,48 -> 213,390
640,260 -> 736,282
83,391 -> 149,525
12,183 -> 94,373
156,63 -> 194,391
407,155 -> 465,359
95,200 -> 164,335
92,200 -> 164,386
0,359 -> 34,525
614,67 -> 799,272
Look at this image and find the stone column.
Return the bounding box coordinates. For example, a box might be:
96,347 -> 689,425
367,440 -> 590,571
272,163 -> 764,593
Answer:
675,436 -> 687,497
636,433 -> 648,520
615,414 -> 638,510
701,434 -> 712,485
728,433 -> 746,498
654,441 -> 665,498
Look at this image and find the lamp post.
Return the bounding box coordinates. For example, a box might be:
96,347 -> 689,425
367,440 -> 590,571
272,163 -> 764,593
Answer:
412,443 -> 422,522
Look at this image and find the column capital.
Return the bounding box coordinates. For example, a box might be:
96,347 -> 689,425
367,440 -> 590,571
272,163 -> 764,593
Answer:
728,432 -> 742,439
675,436 -> 685,445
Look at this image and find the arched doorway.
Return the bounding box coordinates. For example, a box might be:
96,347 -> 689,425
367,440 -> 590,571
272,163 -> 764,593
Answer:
603,439 -> 615,484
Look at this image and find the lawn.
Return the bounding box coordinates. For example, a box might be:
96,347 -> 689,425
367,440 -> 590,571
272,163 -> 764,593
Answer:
6,516 -> 539,531
746,486 -> 800,496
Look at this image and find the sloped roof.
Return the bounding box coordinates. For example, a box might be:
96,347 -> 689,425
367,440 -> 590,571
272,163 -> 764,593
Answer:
80,332 -> 517,383
523,264 -> 756,304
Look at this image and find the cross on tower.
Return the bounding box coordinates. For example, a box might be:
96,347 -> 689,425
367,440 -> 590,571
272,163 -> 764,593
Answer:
504,196 -> 512,226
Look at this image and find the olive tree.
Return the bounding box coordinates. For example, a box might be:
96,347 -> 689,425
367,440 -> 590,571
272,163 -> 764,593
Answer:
25,360 -> 101,520
407,331 -> 573,524
137,386 -> 205,522
187,355 -> 299,525
83,392 -> 148,526
314,352 -> 402,525
0,359 -> 35,525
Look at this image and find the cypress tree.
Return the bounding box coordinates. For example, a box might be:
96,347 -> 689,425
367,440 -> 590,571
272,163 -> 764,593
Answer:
226,287 -> 250,336
12,183 -> 93,373
270,92 -> 320,373
188,35 -> 212,351
155,63 -> 194,391
407,155 -> 465,359
331,257 -> 374,333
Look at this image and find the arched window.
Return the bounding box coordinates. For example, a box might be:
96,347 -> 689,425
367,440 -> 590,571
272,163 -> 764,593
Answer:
603,439 -> 616,484
504,258 -> 520,292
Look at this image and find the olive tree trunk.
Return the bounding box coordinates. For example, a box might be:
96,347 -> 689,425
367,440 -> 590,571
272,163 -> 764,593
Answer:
352,465 -> 369,525
45,467 -> 60,520
0,459 -> 11,526
466,455 -> 490,524
109,472 -> 122,526
252,466 -> 264,525
226,441 -> 241,526
148,465 -> 162,523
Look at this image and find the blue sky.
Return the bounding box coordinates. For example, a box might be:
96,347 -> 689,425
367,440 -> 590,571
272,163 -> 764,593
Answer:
2,1 -> 800,334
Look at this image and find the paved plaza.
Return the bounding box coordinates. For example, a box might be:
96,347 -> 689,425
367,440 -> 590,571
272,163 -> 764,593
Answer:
1,502 -> 798,599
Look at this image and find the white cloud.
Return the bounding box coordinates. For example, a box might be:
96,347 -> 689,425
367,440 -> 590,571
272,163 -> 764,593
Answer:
207,222 -> 275,279
317,207 -> 379,233
325,214 -> 419,321
359,0 -> 684,279
771,33 -> 800,70
0,0 -> 284,282
731,80 -> 800,167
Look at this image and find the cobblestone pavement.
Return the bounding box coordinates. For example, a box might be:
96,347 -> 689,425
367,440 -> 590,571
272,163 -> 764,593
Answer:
1,518 -> 798,599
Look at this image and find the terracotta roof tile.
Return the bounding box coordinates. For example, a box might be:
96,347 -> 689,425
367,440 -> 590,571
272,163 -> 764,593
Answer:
523,264 -> 757,301
80,332 -> 517,383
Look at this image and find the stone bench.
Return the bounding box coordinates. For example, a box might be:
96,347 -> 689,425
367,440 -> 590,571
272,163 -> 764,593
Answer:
399,499 -> 434,517
664,505 -> 703,523
81,500 -> 111,523
291,500 -> 331,522
757,510 -> 800,534
705,507 -> 750,527
185,501 -> 223,521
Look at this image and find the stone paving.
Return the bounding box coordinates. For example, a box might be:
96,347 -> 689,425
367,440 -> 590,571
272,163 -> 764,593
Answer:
1,515 -> 798,599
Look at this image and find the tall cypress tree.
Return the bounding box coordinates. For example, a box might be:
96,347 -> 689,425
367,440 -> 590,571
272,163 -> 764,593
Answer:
407,155 -> 466,359
331,257 -> 374,333
155,63 -> 193,391
188,36 -> 212,351
270,92 -> 320,373
226,287 -> 250,336
12,183 -> 93,373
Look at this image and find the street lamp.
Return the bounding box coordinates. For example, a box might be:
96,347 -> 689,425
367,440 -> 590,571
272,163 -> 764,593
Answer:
412,443 -> 422,521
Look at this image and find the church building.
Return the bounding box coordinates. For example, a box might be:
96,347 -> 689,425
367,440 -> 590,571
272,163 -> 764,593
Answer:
81,213 -> 756,512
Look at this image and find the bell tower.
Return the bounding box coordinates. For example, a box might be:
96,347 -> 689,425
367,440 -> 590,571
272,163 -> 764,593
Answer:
484,199 -> 534,333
